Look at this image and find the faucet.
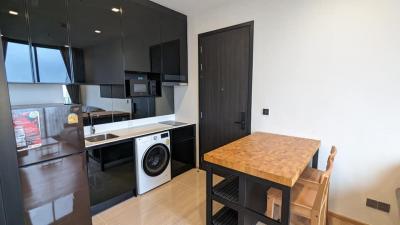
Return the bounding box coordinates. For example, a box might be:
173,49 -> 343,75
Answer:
89,112 -> 96,135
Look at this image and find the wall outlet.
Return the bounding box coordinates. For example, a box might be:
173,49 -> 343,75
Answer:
366,198 -> 390,213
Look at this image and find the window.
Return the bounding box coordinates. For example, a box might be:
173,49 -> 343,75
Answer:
3,40 -> 72,84
4,41 -> 34,83
36,47 -> 71,83
62,85 -> 72,104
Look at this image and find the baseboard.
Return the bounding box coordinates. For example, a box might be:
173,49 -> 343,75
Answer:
328,211 -> 370,225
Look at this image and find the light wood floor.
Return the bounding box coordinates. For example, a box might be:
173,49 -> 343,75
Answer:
92,169 -> 223,225
92,169 -> 360,225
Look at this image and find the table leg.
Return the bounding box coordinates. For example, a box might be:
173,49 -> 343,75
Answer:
312,149 -> 319,169
281,186 -> 292,225
206,166 -> 213,225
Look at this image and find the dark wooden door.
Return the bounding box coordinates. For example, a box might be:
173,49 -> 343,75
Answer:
199,22 -> 253,166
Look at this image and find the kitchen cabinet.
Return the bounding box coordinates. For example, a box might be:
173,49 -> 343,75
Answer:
160,10 -> 188,84
0,0 -> 34,83
150,10 -> 188,84
87,140 -> 136,214
121,0 -> 161,74
68,0 -> 124,85
19,153 -> 92,225
27,0 -> 71,84
1,0 -> 188,85
170,124 -> 196,177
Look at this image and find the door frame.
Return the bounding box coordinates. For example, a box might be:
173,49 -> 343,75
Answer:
198,21 -> 254,168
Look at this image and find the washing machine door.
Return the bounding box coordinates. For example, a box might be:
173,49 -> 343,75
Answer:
142,144 -> 170,177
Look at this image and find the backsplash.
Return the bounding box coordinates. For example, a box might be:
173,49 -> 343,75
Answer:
83,114 -> 176,136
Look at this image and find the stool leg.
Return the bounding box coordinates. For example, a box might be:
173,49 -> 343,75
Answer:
266,195 -> 275,219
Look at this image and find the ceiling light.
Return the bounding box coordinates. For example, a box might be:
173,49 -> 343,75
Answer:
64,45 -> 70,48
9,10 -> 19,16
94,30 -> 101,34
111,8 -> 120,13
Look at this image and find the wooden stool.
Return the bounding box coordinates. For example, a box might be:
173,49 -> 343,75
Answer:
266,146 -> 337,225
299,147 -> 337,183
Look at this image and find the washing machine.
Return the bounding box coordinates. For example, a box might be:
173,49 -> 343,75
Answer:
135,131 -> 171,195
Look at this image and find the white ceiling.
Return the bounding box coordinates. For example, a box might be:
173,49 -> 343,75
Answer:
151,0 -> 232,16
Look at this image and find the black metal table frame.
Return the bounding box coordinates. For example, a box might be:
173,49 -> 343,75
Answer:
205,149 -> 319,225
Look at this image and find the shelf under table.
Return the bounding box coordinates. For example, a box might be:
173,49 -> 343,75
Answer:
213,176 -> 239,203
213,207 -> 238,225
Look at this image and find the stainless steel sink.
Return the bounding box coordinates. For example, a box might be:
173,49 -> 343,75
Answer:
85,133 -> 119,142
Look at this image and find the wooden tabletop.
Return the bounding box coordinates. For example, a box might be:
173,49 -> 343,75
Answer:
203,132 -> 321,187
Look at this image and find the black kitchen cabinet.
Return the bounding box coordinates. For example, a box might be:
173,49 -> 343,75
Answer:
87,140 -> 136,214
68,0 -> 124,85
0,0 -> 34,83
19,153 -> 92,225
160,10 -> 188,84
28,0 -> 72,84
121,0 -> 161,74
131,97 -> 156,119
170,124 -> 196,177
100,84 -> 126,98
1,0 -> 188,85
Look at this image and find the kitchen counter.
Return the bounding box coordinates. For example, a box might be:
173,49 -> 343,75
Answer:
85,122 -> 193,148
204,132 -> 320,187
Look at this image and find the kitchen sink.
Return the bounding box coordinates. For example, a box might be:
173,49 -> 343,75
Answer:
85,133 -> 119,142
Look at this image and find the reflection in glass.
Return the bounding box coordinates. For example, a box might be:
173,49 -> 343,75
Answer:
4,41 -> 33,82
80,85 -> 131,126
27,193 -> 74,225
79,84 -> 174,126
36,47 -> 70,83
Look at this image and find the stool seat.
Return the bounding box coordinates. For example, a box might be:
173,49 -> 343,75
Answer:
268,179 -> 319,219
300,167 -> 324,183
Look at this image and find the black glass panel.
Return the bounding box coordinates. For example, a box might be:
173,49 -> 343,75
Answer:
69,0 -> 124,84
28,0 -> 71,83
0,0 -> 34,83
160,11 -> 187,82
20,153 -> 91,225
121,0 -> 161,73
87,141 -> 135,207
13,104 -> 85,167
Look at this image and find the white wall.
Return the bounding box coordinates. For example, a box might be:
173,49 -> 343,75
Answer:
174,0 -> 400,224
8,84 -> 65,105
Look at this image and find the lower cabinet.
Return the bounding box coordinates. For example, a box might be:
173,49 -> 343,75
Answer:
170,125 -> 196,178
19,153 -> 92,225
86,140 -> 136,214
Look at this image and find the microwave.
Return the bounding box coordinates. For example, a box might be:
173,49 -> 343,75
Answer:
128,79 -> 157,97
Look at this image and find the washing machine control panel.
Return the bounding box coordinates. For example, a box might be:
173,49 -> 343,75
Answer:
161,132 -> 169,139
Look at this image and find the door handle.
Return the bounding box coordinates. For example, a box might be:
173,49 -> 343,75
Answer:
234,112 -> 246,130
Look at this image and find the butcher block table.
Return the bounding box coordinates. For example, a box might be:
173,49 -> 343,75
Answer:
203,132 -> 320,225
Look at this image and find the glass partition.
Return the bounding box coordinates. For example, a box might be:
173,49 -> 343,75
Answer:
79,85 -> 174,126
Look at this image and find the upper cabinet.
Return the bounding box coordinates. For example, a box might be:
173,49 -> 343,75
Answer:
121,0 -> 161,74
28,0 -> 71,84
159,10 -> 188,84
0,0 -> 187,85
0,0 -> 34,83
69,0 -> 124,85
